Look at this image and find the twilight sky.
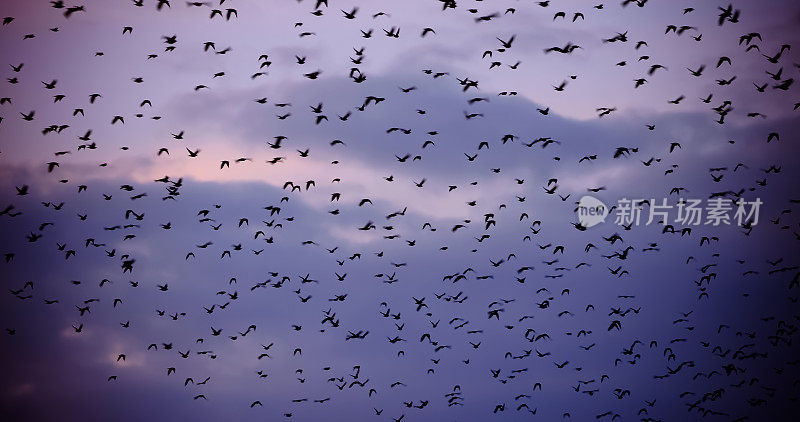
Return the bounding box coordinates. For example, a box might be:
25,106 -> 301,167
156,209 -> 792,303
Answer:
1,0 -> 800,421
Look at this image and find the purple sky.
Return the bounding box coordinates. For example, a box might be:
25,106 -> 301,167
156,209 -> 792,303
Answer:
1,0 -> 800,420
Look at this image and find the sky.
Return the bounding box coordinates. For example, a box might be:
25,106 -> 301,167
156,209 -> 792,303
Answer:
1,0 -> 800,421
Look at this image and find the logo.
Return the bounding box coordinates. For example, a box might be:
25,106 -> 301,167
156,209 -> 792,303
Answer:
577,195 -> 608,228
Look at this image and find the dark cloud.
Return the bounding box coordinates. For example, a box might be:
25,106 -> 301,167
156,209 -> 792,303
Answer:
1,0 -> 800,421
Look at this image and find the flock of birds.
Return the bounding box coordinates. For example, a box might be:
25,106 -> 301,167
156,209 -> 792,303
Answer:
1,0 -> 800,421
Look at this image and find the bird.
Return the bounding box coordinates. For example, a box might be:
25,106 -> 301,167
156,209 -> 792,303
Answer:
0,2 -> 796,421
